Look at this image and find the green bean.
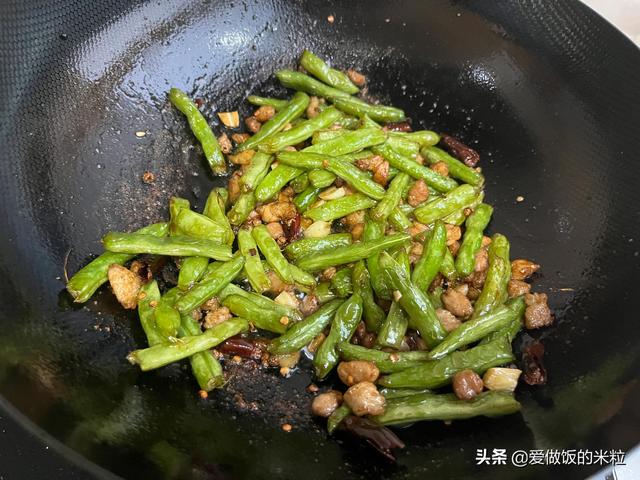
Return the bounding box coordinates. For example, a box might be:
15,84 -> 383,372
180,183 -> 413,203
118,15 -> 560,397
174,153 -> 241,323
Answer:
455,204 -> 493,277
378,252 -> 446,348
305,193 -> 377,222
290,263 -> 317,288
377,302 -> 408,349
277,152 -> 385,200
442,191 -> 484,226
214,187 -> 229,208
472,234 -> 511,319
363,217 -> 390,299
373,144 -> 458,193
179,313 -> 224,391
154,302 -> 181,338
312,129 -> 345,144
303,128 -> 386,155
413,184 -> 478,224
255,164 -> 303,203
308,169 -> 336,188
297,232 -> 410,272
371,172 -> 410,222
269,299 -> 344,354
330,96 -> 405,123
373,391 -> 520,426
360,113 -> 380,129
237,228 -> 270,293
421,145 -> 484,186
174,255 -> 245,314
285,234 -> 352,262
327,404 -> 351,434
137,280 -> 165,346
276,70 -> 405,122
294,186 -> 321,211
388,207 -> 412,231
168,88 -> 226,175
380,388 -> 433,400
336,342 -> 430,373
127,318 -> 249,371
378,336 -> 515,389
352,261 -> 385,332
203,190 -> 234,243
385,136 -> 420,160
172,209 -> 228,244
440,248 -> 457,281
290,172 -> 309,193
239,152 -> 273,192
66,222 -> 169,302
247,95 -> 288,110
480,297 -> 526,345
299,50 -> 359,94
389,131 -> 440,147
330,267 -> 353,297
238,91 -> 310,152
258,107 -> 342,154
218,283 -> 301,322
428,299 -> 525,360
169,197 -> 190,234
177,256 -> 209,291
412,221 -> 447,291
252,224 -> 293,284
314,282 -> 337,304
102,233 -> 232,260
221,295 -> 287,334
428,286 -> 444,309
314,294 -> 363,379
227,192 -> 257,226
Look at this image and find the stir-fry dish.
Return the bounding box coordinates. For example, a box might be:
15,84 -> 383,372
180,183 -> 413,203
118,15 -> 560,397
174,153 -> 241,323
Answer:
66,51 -> 553,459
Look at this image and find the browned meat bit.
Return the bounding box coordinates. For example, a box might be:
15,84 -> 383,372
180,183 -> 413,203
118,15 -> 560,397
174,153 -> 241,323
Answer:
141,171 -> 155,184
257,201 -> 297,223
481,235 -> 492,247
453,283 -> 469,296
130,259 -> 153,282
430,161 -> 449,177
338,360 -> 380,386
414,153 -> 425,165
407,179 -> 429,207
474,248 -> 489,272
201,297 -> 220,311
320,266 -> 337,281
408,221 -> 428,238
409,242 -> 423,264
466,268 -> 488,289
231,132 -> 250,144
436,308 -> 461,332
524,292 -> 553,329
452,369 -> 484,401
253,105 -> 275,122
217,133 -> 233,154
522,339 -> 547,385
227,171 -> 242,203
346,69 -> 367,87
440,133 -> 480,167
243,210 -> 262,228
350,223 -> 364,241
306,96 -> 323,118
448,240 -> 460,256
265,270 -> 293,294
107,264 -> 142,309
445,224 -> 461,245
265,222 -> 286,246
311,390 -> 343,417
508,279 -> 531,297
511,259 -> 541,281
442,288 -> 473,319
467,286 -> 482,300
203,306 -> 232,329
278,186 -> 295,203
351,321 -> 377,348
403,331 -> 427,351
228,149 -> 255,165
300,293 -> 319,316
383,120 -> 412,133
355,155 -> 389,186
244,116 -> 261,133
343,381 -> 386,416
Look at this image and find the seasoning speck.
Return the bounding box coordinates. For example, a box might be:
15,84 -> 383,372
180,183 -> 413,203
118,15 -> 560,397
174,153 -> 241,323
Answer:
385,18 -> 390,23
282,423 -> 292,432
516,195 -> 525,202
307,383 -> 319,393
280,366 -> 290,377
279,316 -> 290,326
135,131 -> 147,138
327,15 -> 335,23
232,355 -> 242,363
198,389 -> 208,399
142,171 -> 155,184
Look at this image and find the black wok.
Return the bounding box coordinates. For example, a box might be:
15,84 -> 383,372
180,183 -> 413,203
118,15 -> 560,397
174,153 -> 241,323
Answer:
1,0 -> 639,478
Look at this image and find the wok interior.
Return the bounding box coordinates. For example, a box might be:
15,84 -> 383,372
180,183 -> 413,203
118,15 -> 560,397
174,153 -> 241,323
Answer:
0,0 -> 639,478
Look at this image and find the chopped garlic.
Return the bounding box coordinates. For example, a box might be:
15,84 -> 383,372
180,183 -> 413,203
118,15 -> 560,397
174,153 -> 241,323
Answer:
217,111 -> 239,128
319,186 -> 346,200
483,367 -> 522,392
304,220 -> 331,238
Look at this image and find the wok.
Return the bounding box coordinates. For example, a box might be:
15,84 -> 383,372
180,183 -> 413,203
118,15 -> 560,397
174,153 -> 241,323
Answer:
1,0 -> 639,478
